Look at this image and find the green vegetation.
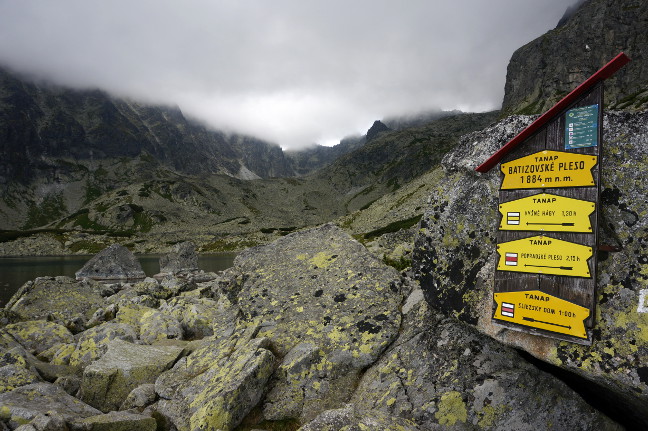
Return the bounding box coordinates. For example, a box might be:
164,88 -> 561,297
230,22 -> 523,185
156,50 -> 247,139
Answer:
22,194 -> 67,229
84,181 -> 103,204
70,210 -> 106,231
130,204 -> 153,233
201,238 -> 261,252
362,215 -> 423,241
359,199 -> 379,211
383,255 -> 412,271
513,99 -> 544,116
68,240 -> 109,254
610,87 -> 648,110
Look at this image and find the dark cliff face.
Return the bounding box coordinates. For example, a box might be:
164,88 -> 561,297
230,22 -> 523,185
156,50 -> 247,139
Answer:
0,66 -> 297,183
501,0 -> 648,116
0,65 -> 372,185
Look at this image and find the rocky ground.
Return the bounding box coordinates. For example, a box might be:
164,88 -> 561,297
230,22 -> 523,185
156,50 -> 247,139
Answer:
0,226 -> 622,430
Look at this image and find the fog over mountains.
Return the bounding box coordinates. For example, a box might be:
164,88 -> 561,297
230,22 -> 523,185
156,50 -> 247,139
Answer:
0,0 -> 575,149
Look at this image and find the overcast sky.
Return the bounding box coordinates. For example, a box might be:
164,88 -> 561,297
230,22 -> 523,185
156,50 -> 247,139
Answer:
0,1 -> 577,149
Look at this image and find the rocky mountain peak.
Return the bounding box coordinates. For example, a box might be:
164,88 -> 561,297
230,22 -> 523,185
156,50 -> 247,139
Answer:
366,120 -> 392,141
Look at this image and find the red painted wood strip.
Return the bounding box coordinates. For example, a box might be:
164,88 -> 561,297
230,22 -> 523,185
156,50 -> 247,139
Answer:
476,52 -> 631,173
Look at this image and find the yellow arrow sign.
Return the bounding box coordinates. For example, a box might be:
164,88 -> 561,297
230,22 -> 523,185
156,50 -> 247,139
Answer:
499,193 -> 595,232
497,235 -> 592,277
493,290 -> 590,339
500,150 -> 597,189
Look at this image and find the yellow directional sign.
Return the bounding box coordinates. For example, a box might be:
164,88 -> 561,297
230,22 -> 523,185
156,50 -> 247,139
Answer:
493,290 -> 590,339
497,235 -> 592,277
499,193 -> 595,232
500,150 -> 597,190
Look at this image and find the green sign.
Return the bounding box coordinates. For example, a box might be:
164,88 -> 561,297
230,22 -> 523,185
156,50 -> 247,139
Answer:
565,104 -> 598,149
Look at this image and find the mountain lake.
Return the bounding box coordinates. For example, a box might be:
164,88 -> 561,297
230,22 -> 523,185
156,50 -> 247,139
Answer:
0,253 -> 236,307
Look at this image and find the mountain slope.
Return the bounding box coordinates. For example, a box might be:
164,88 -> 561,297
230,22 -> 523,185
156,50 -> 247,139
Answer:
502,0 -> 648,115
0,65 -> 296,182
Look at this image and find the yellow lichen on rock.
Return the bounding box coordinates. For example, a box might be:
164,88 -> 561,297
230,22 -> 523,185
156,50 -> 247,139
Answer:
434,391 -> 468,426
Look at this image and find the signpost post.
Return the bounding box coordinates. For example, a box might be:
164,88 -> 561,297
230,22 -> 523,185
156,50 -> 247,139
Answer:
476,53 -> 631,344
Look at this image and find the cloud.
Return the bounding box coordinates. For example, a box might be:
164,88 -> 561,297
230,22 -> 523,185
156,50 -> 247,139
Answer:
0,0 -> 575,149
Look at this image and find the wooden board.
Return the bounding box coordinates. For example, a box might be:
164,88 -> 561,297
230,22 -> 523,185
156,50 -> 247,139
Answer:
493,83 -> 603,344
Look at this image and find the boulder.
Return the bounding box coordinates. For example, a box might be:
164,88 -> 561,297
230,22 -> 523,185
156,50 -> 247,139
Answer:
120,383 -> 157,411
158,241 -> 199,275
68,322 -> 137,368
138,309 -> 183,344
6,276 -> 106,330
29,412 -> 67,431
0,345 -> 41,393
4,320 -> 74,355
155,322 -> 275,431
54,374 -> 81,396
232,224 -> 404,421
107,288 -> 159,309
160,295 -> 238,340
0,364 -> 41,394
0,383 -> 101,428
72,410 -> 156,431
112,303 -> 156,336
298,403 -> 420,431
75,244 -> 145,281
349,290 -> 621,430
79,339 -> 183,412
0,344 -> 75,385
39,342 -> 77,366
132,277 -> 174,300
412,110 -> 648,426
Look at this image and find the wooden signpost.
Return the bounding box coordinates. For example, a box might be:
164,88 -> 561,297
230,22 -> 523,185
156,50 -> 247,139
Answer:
476,53 -> 631,344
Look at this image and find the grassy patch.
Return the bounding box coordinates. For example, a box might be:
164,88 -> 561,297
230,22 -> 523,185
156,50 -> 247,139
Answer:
84,181 -> 104,204
513,99 -> 543,116
72,211 -> 107,231
201,238 -> 261,252
359,198 -> 379,211
278,227 -> 297,235
384,255 -> 412,271
362,214 -> 423,241
68,240 -> 109,254
22,193 -> 67,229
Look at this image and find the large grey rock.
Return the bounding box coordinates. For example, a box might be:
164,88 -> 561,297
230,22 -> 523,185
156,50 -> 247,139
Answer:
412,110 -> 648,426
232,224 -> 405,421
6,276 -> 106,330
298,403 -> 420,431
75,244 -> 145,281
159,296 -> 235,340
138,309 -> 183,344
155,322 -> 275,431
72,410 -> 157,431
0,383 -> 101,428
29,412 -> 67,431
79,339 -> 183,412
502,0 -> 648,116
350,294 -> 621,430
4,320 -> 74,355
159,241 -> 199,274
68,322 -> 137,368
120,383 -> 157,411
0,364 -> 41,394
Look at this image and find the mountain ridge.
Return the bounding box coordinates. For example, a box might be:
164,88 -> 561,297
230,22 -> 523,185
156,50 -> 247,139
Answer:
0,64 -> 499,253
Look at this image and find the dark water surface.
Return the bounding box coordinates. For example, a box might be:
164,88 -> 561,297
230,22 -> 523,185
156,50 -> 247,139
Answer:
0,253 -> 236,307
